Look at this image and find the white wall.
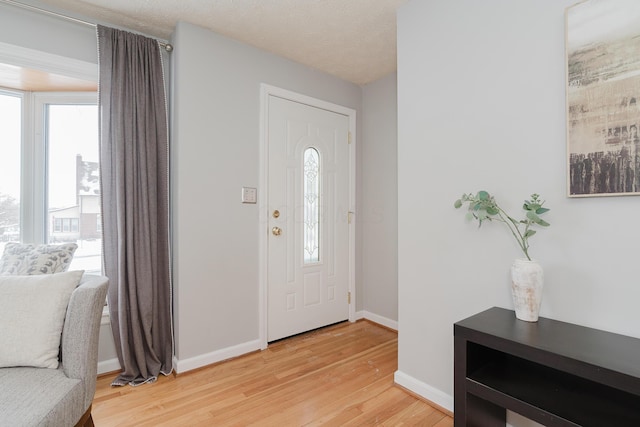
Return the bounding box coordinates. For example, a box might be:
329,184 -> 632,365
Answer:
396,0 -> 640,421
171,21 -> 363,368
97,319 -> 119,373
361,73 -> 398,328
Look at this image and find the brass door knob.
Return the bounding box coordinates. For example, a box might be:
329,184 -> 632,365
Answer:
272,227 -> 282,236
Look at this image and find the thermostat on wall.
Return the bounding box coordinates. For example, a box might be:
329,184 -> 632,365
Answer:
242,187 -> 257,204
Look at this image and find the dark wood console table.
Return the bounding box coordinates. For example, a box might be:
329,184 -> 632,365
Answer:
454,307 -> 640,426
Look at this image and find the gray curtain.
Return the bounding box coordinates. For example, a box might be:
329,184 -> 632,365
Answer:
97,25 -> 173,386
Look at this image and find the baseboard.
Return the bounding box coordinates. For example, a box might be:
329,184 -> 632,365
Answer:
97,358 -> 121,375
174,339 -> 262,374
394,370 -> 453,414
354,310 -> 365,321
362,311 -> 398,331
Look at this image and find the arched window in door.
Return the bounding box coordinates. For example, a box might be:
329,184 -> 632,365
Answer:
303,147 -> 320,263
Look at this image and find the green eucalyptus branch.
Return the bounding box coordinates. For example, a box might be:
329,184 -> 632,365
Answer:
453,191 -> 550,261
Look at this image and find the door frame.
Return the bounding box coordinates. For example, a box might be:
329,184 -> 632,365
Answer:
258,84 -> 356,349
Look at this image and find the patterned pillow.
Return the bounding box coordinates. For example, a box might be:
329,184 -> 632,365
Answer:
0,243 -> 78,275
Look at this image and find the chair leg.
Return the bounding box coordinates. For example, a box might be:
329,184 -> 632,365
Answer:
84,414 -> 95,427
74,406 -> 94,427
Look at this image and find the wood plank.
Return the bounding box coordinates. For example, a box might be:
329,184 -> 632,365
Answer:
93,320 -> 452,426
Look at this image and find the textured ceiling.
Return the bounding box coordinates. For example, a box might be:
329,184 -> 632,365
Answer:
35,0 -> 406,85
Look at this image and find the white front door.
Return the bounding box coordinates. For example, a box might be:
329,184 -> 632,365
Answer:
267,95 -> 350,342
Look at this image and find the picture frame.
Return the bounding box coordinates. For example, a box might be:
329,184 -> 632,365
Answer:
566,0 -> 640,197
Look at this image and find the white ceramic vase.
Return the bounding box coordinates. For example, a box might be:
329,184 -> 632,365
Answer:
510,258 -> 544,322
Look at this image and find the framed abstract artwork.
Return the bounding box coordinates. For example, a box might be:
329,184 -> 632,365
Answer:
566,0 -> 640,196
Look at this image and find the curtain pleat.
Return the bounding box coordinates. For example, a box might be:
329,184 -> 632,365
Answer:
97,25 -> 173,386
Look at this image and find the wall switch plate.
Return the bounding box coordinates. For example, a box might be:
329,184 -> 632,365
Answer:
242,187 -> 257,204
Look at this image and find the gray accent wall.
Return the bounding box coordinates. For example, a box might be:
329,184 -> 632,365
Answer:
171,21 -> 363,363
362,73 -> 398,325
397,2 -> 640,426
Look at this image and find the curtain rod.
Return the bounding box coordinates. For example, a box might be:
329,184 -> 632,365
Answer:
0,0 -> 173,52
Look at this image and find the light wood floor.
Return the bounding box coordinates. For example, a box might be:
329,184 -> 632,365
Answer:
93,320 -> 453,426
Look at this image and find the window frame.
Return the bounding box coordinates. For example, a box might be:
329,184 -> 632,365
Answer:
19,91 -> 98,244
0,41 -> 98,244
0,87 -> 24,243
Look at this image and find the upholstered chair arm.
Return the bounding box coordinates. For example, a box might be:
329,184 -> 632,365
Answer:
60,275 -> 109,412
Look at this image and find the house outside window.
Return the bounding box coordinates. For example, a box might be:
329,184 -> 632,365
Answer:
51,216 -> 81,236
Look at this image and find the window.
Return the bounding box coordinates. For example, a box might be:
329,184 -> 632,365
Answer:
52,218 -> 80,233
303,147 -> 320,264
42,97 -> 101,274
0,90 -> 22,254
0,90 -> 102,275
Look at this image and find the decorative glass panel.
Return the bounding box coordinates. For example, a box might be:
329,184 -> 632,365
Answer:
303,148 -> 320,263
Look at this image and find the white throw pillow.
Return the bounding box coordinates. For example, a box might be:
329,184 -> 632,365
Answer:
0,242 -> 78,275
0,270 -> 84,369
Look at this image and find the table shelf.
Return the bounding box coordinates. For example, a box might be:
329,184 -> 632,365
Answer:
454,307 -> 640,427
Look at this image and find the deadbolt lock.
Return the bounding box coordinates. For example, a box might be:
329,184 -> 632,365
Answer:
273,210 -> 280,218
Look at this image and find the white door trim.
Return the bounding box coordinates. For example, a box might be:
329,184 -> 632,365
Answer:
259,84 -> 356,349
